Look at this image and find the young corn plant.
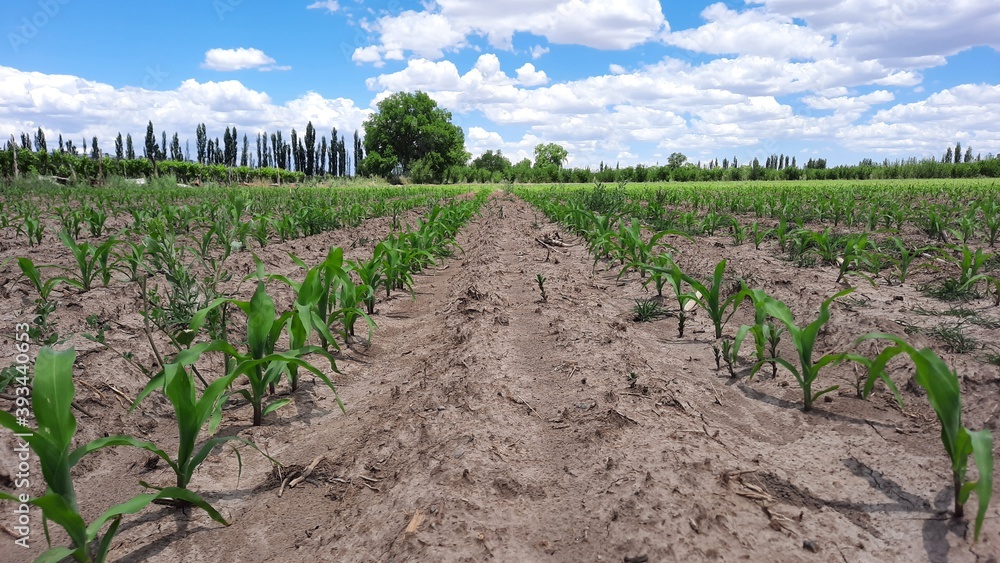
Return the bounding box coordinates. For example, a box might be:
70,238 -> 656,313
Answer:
58,230 -> 118,291
22,214 -> 45,246
85,205 -> 109,237
262,259 -> 342,391
835,234 -> 875,286
719,337 -> 739,377
536,274 -> 548,303
809,228 -> 840,266
377,235 -> 423,296
113,240 -> 150,283
18,257 -> 64,304
889,236 -> 929,284
348,253 -> 386,315
749,288 -> 854,411
728,218 -> 747,247
333,270 -> 376,341
57,207 -> 85,240
981,200 -> 1000,246
682,259 -> 750,340
953,244 -> 992,288
855,334 -> 994,541
750,221 -> 773,250
733,289 -> 782,379
640,252 -> 675,299
251,214 -> 272,248
129,354 -> 268,490
647,260 -> 695,338
190,280 -> 342,425
0,347 -> 227,563
17,257 -> 63,344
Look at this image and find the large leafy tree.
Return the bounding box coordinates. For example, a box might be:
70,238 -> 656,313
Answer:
361,91 -> 468,182
472,149 -> 511,173
533,143 -> 568,169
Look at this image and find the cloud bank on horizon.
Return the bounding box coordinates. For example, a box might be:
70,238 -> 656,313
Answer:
1,0 -> 998,168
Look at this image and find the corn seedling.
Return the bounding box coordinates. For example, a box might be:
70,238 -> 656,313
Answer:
536,274 -> 548,303
333,270 -> 376,340
376,235 -> 417,297
950,212 -> 977,245
645,259 -> 695,337
18,257 -> 64,303
728,218 -> 747,247
130,355 -> 268,490
639,252 -> 675,298
682,259 -> 750,340
113,240 -> 150,283
749,288 -> 854,411
700,210 -> 729,236
58,230 -> 118,291
21,214 -> 45,246
85,205 -> 108,237
856,334 -> 994,541
720,337 -> 740,377
251,214 -> 272,248
0,347 -> 227,563
750,221 -> 773,250
190,280 -> 342,425
57,207 -> 85,239
981,200 -> 1000,246
349,254 -> 387,314
733,289 -> 783,378
835,234 -> 875,286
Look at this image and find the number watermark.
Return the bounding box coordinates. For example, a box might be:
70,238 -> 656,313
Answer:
9,322 -> 34,549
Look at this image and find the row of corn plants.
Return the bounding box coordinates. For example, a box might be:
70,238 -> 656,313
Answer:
0,183 -> 488,561
513,183 -> 995,542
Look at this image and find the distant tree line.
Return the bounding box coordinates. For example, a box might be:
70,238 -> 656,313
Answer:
446,145 -> 1000,184
4,122 -> 999,185
0,120 -> 365,183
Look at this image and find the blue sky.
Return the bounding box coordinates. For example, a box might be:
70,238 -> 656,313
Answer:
2,0 -> 999,168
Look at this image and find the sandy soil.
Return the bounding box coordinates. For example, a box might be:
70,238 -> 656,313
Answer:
1,191 -> 998,562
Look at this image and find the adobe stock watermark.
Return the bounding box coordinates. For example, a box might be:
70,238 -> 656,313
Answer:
879,0 -> 922,40
143,65 -> 169,90
213,0 -> 243,21
8,0 -> 72,54
338,0 -> 405,66
9,322 -> 35,550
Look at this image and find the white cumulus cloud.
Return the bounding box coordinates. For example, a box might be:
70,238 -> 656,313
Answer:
201,48 -> 289,72
516,63 -> 548,87
0,66 -> 368,156
353,0 -> 668,64
306,0 -> 339,13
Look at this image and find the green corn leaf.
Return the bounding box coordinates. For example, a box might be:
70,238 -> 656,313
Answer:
967,429 -> 994,542
262,399 -> 292,416
32,347 -> 77,460
85,486 -> 229,538
1,492 -> 88,555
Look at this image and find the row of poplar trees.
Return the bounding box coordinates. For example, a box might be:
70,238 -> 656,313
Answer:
29,121 -> 366,177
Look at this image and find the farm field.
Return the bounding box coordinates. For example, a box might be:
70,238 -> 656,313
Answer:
0,178 -> 998,562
